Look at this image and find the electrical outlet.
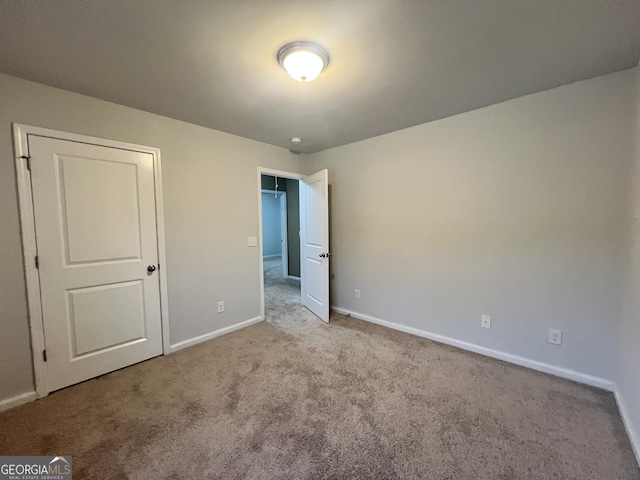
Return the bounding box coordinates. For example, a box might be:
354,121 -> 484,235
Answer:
355,289 -> 360,299
248,237 -> 257,247
217,301 -> 225,313
481,314 -> 491,329
548,329 -> 562,345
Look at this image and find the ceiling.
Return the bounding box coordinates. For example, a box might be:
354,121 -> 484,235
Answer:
1,1 -> 639,154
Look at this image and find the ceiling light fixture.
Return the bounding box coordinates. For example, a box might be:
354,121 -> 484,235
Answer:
277,41 -> 329,83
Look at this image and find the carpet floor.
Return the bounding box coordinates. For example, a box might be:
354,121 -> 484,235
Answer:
1,258 -> 638,479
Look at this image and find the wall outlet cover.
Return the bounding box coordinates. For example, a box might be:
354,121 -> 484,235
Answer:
481,314 -> 491,329
548,329 -> 562,345
217,301 -> 225,313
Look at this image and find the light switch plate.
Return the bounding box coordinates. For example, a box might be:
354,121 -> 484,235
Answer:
481,315 -> 491,329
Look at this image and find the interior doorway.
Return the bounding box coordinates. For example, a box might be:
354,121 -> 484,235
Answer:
14,124 -> 169,397
260,173 -> 302,320
257,167 -> 331,324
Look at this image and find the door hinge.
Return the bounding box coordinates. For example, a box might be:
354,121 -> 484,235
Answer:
42,349 -> 47,362
35,255 -> 39,269
20,155 -> 31,171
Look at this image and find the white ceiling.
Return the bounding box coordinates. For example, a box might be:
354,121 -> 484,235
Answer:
1,1 -> 639,154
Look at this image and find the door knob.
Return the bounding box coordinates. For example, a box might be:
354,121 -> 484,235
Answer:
319,253 -> 331,258
147,265 -> 156,273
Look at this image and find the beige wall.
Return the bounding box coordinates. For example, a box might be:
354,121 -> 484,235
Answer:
2,69 -> 639,462
618,68 -> 640,462
0,73 -> 303,400
308,68 -> 639,382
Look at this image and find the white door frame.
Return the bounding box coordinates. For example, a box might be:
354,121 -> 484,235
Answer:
13,124 -> 171,398
257,168 -> 304,320
261,189 -> 288,277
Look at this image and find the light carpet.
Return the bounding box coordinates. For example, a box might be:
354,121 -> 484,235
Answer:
0,258 -> 637,479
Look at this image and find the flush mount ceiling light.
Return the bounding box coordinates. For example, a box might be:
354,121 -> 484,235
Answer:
277,41 -> 329,82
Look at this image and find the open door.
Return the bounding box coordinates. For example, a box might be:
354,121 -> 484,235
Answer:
300,169 -> 330,322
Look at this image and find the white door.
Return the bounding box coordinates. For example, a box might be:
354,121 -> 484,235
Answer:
29,135 -> 163,392
300,169 -> 330,322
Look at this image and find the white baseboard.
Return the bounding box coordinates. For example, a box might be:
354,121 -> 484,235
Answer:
332,307 -> 615,392
615,389 -> 640,467
169,316 -> 263,353
287,275 -> 301,282
0,391 -> 37,412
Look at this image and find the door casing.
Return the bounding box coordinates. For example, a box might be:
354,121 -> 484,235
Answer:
13,124 -> 171,398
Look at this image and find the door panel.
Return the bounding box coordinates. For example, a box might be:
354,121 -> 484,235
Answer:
29,135 -> 163,392
300,169 -> 330,322
67,281 -> 146,357
61,155 -> 142,263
